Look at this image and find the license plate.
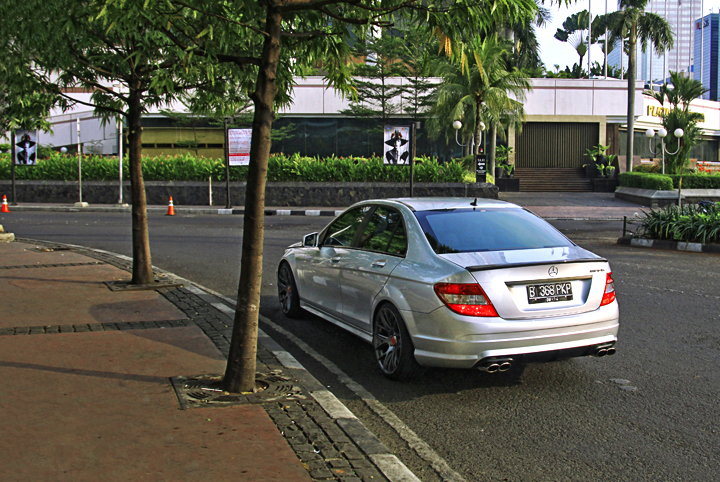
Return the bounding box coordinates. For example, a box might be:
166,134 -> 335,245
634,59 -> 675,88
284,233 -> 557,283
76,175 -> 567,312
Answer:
527,282 -> 573,304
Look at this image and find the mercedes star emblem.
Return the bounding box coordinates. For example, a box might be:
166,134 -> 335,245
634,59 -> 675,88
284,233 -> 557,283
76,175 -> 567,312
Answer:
548,266 -> 558,277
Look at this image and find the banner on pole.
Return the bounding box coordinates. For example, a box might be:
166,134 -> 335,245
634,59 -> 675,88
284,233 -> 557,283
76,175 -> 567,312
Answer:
14,131 -> 38,166
228,128 -> 252,166
383,126 -> 410,165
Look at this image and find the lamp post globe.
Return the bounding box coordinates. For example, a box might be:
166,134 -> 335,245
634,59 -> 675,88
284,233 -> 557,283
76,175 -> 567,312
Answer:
452,120 -> 463,130
645,128 -> 655,138
674,128 -> 684,138
60,147 -> 68,153
658,128 -> 668,138
478,121 -> 485,131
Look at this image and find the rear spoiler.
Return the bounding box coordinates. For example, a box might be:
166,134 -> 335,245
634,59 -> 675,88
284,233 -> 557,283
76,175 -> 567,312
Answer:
465,257 -> 607,272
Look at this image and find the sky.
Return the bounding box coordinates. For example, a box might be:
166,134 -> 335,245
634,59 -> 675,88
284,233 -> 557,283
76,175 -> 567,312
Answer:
537,0 -> 720,72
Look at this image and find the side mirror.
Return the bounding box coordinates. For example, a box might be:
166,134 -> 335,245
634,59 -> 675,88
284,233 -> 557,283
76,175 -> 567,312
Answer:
303,232 -> 319,247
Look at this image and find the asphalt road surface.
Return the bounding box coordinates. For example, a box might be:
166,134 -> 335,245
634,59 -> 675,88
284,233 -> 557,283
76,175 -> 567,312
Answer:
3,211 -> 719,482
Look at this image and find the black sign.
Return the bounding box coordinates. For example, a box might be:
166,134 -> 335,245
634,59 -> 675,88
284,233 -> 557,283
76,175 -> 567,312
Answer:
475,154 -> 487,183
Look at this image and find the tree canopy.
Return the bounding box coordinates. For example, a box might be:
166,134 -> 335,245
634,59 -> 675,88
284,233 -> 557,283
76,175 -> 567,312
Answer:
1,0 -> 543,393
429,35 -> 531,171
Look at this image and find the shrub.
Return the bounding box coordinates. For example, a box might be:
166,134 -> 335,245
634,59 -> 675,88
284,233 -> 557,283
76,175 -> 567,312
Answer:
637,202 -> 720,244
667,174 -> 720,190
0,152 -> 466,183
619,172 -> 674,190
634,164 -> 661,173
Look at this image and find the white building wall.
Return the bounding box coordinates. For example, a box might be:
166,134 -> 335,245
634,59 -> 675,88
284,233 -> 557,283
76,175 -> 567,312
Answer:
42,76 -> 711,150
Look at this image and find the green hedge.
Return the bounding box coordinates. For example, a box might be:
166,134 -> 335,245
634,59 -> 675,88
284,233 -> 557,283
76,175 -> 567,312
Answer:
667,174 -> 720,189
618,172 -> 674,191
626,166 -> 720,189
633,164 -> 661,173
0,152 -> 466,183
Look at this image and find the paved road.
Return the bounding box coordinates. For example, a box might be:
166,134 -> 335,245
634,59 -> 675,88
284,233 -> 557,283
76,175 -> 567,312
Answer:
3,211 -> 719,481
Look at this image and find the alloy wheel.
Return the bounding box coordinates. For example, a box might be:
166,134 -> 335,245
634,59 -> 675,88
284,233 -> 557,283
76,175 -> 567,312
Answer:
374,306 -> 402,374
277,264 -> 294,314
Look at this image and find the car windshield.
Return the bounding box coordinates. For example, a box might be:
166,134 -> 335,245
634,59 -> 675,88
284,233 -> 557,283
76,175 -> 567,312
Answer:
414,207 -> 574,254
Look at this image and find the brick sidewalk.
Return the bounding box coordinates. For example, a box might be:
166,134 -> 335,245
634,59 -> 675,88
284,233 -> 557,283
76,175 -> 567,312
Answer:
0,240 -> 412,482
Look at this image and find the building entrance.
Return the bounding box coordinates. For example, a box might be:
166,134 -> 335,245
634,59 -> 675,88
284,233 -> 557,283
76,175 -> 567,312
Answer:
515,122 -> 599,168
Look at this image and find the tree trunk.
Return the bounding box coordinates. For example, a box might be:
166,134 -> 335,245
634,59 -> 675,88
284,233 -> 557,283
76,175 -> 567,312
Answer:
489,123 -> 497,176
475,100 -> 482,155
222,7 -> 282,394
127,86 -> 154,285
626,26 -> 637,173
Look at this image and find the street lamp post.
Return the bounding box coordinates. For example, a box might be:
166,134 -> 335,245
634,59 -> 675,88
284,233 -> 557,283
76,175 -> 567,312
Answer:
646,127 -> 684,175
453,120 -> 474,155
224,117 -> 233,209
410,121 -> 421,197
453,120 -> 485,182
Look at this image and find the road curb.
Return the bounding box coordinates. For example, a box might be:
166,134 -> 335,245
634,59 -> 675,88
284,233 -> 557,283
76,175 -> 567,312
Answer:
14,237 -> 419,482
617,236 -> 720,254
4,205 -> 345,216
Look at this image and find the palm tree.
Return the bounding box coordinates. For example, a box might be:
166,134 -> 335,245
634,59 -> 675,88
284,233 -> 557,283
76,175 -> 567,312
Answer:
428,35 -> 531,175
605,0 -> 673,172
554,10 -> 592,71
648,71 -> 708,173
507,0 -> 552,72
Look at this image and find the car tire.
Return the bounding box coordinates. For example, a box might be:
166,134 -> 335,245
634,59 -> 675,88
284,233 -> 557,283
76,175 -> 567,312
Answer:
277,262 -> 303,318
373,303 -> 423,381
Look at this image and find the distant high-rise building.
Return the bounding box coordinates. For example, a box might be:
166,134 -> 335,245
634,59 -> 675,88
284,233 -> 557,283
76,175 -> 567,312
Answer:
694,13 -> 719,100
608,0 -> 701,83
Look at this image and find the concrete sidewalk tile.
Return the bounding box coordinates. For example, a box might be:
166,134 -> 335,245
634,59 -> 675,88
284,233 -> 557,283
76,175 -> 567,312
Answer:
0,243 -> 187,329
0,327 -> 311,482
0,239 -> 408,481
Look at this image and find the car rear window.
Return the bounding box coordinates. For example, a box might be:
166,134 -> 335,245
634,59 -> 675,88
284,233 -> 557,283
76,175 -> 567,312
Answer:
414,208 -> 574,254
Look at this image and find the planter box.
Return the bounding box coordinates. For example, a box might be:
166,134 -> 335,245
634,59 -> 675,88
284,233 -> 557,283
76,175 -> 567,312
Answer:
495,177 -> 520,192
584,164 -> 598,179
0,180 -> 499,207
615,186 -> 720,208
593,178 -> 618,192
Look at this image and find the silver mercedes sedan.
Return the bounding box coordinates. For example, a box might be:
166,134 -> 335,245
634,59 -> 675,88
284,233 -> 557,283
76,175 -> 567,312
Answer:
277,198 -> 619,380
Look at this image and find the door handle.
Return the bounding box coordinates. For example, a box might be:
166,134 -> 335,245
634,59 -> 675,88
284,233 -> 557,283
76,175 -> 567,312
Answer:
331,256 -> 342,263
372,260 -> 387,268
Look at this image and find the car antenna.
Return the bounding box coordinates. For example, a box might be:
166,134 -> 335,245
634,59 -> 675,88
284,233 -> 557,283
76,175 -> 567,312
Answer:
470,198 -> 478,206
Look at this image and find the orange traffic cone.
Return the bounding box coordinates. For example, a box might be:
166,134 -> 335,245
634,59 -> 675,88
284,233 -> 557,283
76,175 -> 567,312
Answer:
1,195 -> 9,213
166,197 -> 175,216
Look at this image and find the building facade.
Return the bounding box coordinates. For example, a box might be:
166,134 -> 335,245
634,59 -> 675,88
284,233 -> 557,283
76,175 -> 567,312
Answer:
609,0 -> 701,84
693,13 -> 720,100
34,77 -> 720,175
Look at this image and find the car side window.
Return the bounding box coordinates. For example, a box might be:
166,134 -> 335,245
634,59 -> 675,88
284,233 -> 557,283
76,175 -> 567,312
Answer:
357,207 -> 407,256
322,206 -> 371,247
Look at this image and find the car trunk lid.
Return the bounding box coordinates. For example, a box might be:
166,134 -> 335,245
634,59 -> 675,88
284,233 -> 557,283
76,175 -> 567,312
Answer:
439,247 -> 610,319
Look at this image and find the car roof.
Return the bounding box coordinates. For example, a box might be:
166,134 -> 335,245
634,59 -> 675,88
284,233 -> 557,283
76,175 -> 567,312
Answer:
387,197 -> 520,212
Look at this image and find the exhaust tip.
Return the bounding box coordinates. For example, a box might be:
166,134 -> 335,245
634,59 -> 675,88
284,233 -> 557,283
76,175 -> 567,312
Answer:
478,358 -> 514,373
592,343 -> 616,358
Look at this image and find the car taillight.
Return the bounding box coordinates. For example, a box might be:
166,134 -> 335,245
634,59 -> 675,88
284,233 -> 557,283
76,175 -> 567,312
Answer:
434,283 -> 498,317
600,272 -> 616,306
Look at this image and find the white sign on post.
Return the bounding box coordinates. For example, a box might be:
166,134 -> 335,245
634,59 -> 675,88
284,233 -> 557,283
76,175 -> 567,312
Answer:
14,131 -> 38,165
228,128 -> 252,166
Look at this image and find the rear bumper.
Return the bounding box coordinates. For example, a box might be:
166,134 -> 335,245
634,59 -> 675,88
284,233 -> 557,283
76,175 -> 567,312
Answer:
401,304 -> 619,369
